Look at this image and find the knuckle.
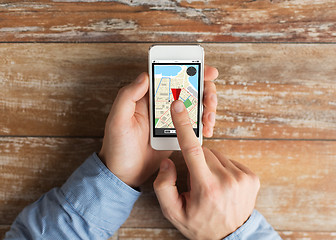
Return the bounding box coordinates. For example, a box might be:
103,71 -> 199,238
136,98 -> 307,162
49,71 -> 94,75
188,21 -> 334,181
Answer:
161,207 -> 170,218
202,146 -> 210,154
205,81 -> 216,90
177,118 -> 192,128
225,176 -> 239,190
212,82 -> 217,91
118,86 -> 127,95
153,179 -> 159,190
200,181 -> 220,201
119,86 -> 131,97
235,171 -> 247,182
161,207 -> 176,222
188,226 -> 204,240
251,173 -> 261,190
153,178 -> 165,191
205,83 -> 217,96
183,145 -> 203,157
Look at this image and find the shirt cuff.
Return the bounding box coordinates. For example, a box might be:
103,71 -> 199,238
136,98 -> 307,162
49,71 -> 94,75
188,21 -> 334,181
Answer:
60,153 -> 141,230
223,209 -> 281,240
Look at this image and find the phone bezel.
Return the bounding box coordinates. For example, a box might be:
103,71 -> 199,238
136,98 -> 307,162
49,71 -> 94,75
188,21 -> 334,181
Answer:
149,45 -> 204,150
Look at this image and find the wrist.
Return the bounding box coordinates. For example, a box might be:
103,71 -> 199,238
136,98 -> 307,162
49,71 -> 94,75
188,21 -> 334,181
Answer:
97,151 -> 140,189
222,211 -> 256,240
98,150 -> 107,165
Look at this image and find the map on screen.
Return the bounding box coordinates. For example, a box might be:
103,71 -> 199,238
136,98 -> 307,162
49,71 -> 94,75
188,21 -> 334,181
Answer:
153,64 -> 199,136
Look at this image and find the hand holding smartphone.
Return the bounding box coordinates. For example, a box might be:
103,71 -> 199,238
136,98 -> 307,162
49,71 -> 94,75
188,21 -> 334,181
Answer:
149,45 -> 204,150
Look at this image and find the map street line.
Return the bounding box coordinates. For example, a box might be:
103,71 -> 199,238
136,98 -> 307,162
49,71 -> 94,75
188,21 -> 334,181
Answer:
154,65 -> 198,130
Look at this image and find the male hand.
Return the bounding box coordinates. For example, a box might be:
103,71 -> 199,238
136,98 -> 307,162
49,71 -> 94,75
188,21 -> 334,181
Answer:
153,100 -> 260,239
99,66 -> 218,188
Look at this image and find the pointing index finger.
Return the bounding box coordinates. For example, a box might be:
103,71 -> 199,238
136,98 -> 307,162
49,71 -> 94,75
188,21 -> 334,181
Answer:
171,100 -> 210,179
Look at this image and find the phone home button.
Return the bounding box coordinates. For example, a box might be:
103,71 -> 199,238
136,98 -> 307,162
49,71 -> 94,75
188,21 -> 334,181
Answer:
164,130 -> 176,134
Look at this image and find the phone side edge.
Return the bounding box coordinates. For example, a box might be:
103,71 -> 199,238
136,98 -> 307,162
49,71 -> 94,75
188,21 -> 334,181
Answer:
199,45 -> 204,146
148,46 -> 155,149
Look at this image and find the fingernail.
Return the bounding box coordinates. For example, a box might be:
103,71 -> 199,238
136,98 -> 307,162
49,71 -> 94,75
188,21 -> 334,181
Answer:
161,160 -> 169,171
208,112 -> 216,125
135,73 -> 146,83
211,94 -> 217,105
173,100 -> 184,113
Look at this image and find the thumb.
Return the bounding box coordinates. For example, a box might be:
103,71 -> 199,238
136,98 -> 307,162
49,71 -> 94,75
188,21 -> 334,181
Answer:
110,72 -> 149,125
154,159 -> 185,223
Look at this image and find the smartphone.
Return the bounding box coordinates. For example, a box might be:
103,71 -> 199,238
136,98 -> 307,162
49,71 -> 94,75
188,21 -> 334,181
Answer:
149,45 -> 204,150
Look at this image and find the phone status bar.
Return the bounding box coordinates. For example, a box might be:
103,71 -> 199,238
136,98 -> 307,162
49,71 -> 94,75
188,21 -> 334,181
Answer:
152,60 -> 200,63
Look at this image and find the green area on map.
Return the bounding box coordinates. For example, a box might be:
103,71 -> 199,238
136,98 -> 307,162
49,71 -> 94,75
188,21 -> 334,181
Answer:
184,99 -> 192,108
155,118 -> 160,126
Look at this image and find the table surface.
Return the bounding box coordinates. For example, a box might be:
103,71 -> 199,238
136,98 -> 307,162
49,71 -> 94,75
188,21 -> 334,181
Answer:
1,1 -> 336,239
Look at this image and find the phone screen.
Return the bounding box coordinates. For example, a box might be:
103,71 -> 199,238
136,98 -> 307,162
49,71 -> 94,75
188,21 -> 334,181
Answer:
152,61 -> 201,137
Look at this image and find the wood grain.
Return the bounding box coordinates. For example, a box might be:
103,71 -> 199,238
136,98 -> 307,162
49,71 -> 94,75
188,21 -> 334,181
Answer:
119,228 -> 186,240
0,225 -> 118,240
204,140 -> 336,232
2,225 -> 336,240
0,226 -> 10,240
1,1 -> 335,238
0,137 -> 102,225
1,137 -> 335,232
1,43 -> 335,139
107,232 -> 118,240
1,1 -> 336,42
124,139 -> 336,231
279,231 -> 336,240
119,228 -> 336,240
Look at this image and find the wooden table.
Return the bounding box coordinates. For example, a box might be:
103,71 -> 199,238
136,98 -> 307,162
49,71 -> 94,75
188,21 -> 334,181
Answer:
1,1 -> 336,239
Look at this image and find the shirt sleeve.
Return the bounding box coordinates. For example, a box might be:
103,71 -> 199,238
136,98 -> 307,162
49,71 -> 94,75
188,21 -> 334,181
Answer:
5,153 -> 141,240
223,209 -> 282,240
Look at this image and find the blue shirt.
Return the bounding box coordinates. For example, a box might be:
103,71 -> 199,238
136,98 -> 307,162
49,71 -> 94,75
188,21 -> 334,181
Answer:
5,153 -> 282,240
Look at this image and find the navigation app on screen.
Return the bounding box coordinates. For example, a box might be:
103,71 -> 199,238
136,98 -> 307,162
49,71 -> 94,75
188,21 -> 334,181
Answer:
152,62 -> 200,137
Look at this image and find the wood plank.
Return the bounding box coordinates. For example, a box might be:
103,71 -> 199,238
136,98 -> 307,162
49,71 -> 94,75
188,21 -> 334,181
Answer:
204,140 -> 336,232
0,43 -> 135,137
2,225 -> 336,240
279,231 -> 336,240
1,1 -> 336,42
118,228 -> 336,240
0,225 -> 118,239
108,232 -> 118,240
208,44 -> 336,139
1,43 -> 335,139
0,226 -> 10,240
0,137 -> 102,225
0,137 -> 335,232
124,139 -> 336,231
119,228 -> 186,240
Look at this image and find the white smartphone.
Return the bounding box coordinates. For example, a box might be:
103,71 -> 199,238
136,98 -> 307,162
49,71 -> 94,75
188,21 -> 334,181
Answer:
149,45 -> 204,150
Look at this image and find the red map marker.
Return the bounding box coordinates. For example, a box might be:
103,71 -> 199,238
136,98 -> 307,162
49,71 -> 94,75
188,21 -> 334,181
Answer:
171,88 -> 181,101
